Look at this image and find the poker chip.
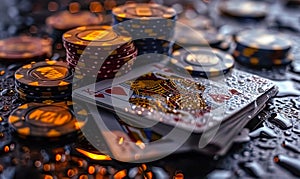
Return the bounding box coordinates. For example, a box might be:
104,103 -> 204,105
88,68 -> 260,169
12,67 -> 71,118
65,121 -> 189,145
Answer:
63,25 -> 137,81
15,61 -> 73,91
219,0 -> 268,20
14,61 -> 74,102
0,36 -> 52,62
112,3 -> 177,55
171,47 -> 235,77
173,24 -> 231,51
8,101 -> 88,139
46,11 -> 104,30
233,29 -> 293,67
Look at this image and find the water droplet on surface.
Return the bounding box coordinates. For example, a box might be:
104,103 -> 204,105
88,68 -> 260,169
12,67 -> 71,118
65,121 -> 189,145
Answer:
207,170 -> 232,179
274,154 -> 300,177
269,114 -> 292,130
282,141 -> 300,153
240,161 -> 265,178
249,126 -> 277,138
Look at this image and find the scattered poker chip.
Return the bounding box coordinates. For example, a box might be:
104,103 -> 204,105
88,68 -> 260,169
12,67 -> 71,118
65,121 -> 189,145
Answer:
174,24 -> 230,51
46,11 -> 104,30
8,101 -> 88,139
15,61 -> 73,91
233,29 -> 292,67
0,36 -> 52,62
219,0 -> 268,20
235,29 -> 291,53
171,47 -> 235,77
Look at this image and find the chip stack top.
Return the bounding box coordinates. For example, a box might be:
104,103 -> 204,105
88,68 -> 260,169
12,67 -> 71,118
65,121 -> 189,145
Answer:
63,25 -> 137,81
112,3 -> 177,55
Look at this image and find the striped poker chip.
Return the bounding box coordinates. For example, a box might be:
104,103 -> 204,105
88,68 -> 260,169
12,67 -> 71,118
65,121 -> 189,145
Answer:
233,29 -> 293,67
235,29 -> 291,53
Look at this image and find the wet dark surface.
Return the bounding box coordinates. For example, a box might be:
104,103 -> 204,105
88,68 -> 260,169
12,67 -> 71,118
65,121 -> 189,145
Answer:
0,0 -> 300,178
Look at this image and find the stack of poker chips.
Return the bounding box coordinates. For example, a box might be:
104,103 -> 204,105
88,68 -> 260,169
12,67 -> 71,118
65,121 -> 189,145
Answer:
63,25 -> 137,81
14,61 -> 73,102
8,101 -> 88,140
233,29 -> 293,67
112,3 -> 177,55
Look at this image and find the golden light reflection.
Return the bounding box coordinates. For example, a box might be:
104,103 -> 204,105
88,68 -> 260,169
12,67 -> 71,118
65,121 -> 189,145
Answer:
88,166 -> 95,174
4,146 -> 9,153
48,1 -> 59,12
118,137 -> 124,145
69,2 -> 81,13
136,140 -> 145,150
174,172 -> 184,179
89,1 -> 103,13
44,175 -> 53,179
114,169 -> 127,179
55,154 -> 61,162
75,148 -> 112,161
145,171 -> 153,179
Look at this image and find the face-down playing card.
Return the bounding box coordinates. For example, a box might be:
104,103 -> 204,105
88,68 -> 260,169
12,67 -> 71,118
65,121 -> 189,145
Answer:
74,62 -> 278,160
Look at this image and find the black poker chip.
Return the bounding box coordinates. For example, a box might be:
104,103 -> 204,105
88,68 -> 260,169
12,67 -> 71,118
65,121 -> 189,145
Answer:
8,101 -> 88,139
233,29 -> 292,67
219,0 -> 268,20
15,61 -> 73,92
171,47 -> 235,77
